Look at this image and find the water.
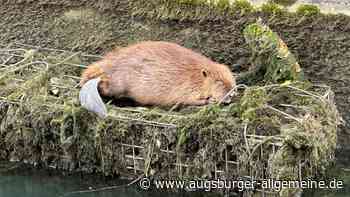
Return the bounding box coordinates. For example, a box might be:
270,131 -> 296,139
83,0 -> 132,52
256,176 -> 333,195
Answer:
302,167 -> 350,197
0,162 -> 349,197
0,163 -> 210,197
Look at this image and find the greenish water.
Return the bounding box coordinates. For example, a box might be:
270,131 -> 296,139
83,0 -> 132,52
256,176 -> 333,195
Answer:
0,162 -> 349,197
0,163 -> 208,197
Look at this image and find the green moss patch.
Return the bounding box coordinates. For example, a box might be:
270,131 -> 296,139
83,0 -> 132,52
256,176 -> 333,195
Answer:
296,4 -> 321,16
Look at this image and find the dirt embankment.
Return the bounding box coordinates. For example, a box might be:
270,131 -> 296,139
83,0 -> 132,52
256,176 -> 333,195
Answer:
0,0 -> 349,165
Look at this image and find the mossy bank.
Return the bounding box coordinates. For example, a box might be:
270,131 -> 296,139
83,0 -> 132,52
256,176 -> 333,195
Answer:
0,0 -> 348,195
5,0 -> 346,163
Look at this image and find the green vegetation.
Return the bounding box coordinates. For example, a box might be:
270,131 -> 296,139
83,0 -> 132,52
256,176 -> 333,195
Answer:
296,4 -> 321,16
268,0 -> 297,7
261,2 -> 284,15
130,0 -> 323,21
216,0 -> 231,11
242,21 -> 303,84
231,0 -> 255,13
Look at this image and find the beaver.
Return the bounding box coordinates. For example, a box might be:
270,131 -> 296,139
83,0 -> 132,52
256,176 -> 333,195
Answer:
79,41 -> 236,118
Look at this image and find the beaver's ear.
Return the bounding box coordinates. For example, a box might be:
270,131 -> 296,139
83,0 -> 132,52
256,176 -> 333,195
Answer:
201,69 -> 209,78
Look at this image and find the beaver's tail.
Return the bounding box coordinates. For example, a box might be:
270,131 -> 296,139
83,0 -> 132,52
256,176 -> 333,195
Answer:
79,64 -> 105,87
79,64 -> 108,118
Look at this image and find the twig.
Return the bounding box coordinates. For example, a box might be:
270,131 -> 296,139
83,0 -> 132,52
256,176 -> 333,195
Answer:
13,42 -> 103,58
107,114 -> 177,129
0,163 -> 21,172
279,104 -> 304,109
0,55 -> 14,66
111,106 -> 185,119
0,61 -> 49,81
243,122 -> 251,155
144,132 -> 156,176
286,85 -> 324,101
219,84 -> 248,105
58,175 -> 144,197
63,75 -> 81,80
0,48 -> 28,53
0,96 -> 178,129
256,84 -> 280,90
265,104 -> 301,123
53,52 -> 81,66
247,136 -> 281,162
0,51 -> 33,71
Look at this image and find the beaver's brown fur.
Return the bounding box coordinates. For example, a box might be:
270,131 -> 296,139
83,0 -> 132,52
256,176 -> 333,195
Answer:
80,41 -> 236,106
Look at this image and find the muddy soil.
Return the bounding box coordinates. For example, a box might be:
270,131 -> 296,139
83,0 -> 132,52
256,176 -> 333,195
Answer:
0,1 -> 349,165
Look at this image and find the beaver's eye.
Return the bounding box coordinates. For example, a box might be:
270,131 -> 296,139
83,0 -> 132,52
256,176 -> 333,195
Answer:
201,69 -> 209,77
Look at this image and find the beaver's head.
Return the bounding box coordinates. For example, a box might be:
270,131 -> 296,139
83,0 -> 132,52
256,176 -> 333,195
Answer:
200,64 -> 236,104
